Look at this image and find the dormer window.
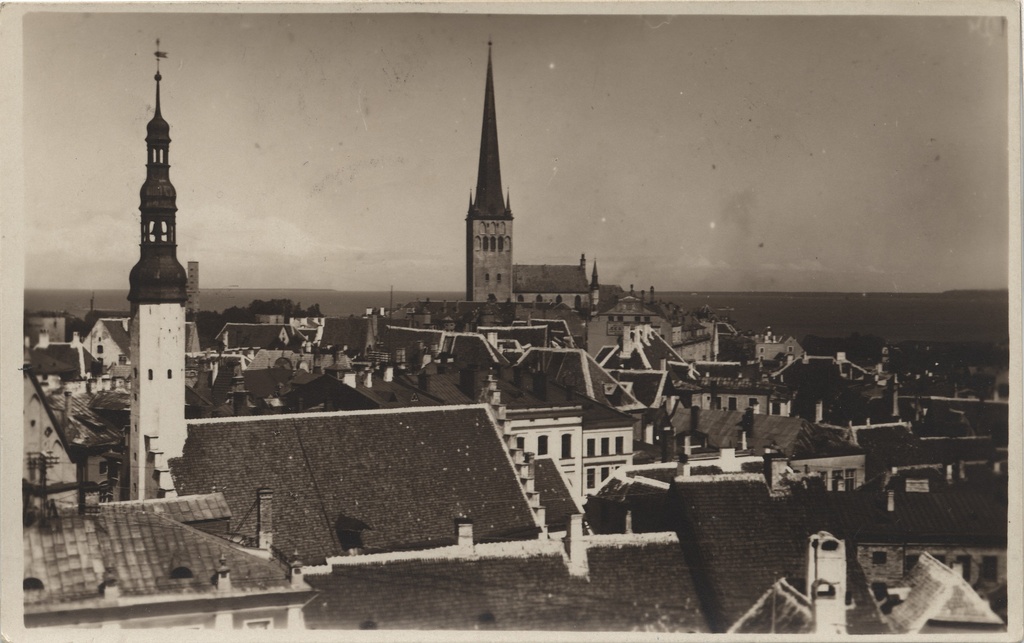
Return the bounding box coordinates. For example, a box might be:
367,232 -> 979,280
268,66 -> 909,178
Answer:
23,578 -> 44,591
170,566 -> 194,579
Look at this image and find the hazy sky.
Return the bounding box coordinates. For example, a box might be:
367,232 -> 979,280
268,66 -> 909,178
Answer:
22,12 -> 1010,292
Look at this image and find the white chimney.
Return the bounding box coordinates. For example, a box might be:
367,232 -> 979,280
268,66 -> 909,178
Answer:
215,556 -> 231,593
383,366 -> 394,383
455,518 -> 474,553
886,490 -> 895,512
807,532 -> 847,635
342,372 -> 357,388
815,400 -> 824,423
257,488 -> 273,551
486,331 -> 499,348
566,514 -> 588,577
102,567 -> 119,600
37,328 -> 50,349
362,371 -> 373,388
624,510 -> 633,534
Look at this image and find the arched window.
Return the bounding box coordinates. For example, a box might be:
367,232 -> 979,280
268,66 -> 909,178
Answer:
555,295 -> 563,304
497,273 -> 502,283
476,236 -> 482,251
97,344 -> 103,354
499,222 -> 506,234
480,223 -> 486,234
491,236 -> 497,251
170,567 -> 194,579
23,578 -> 44,591
505,236 -> 511,251
536,295 -> 543,302
485,273 -> 490,282
148,369 -> 153,380
517,295 -> 524,302
498,236 -> 504,251
167,369 -> 173,379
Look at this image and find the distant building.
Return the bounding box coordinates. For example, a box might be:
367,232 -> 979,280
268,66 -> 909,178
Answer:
754,326 -> 804,362
186,260 -> 199,314
463,43 -> 595,312
84,318 -> 131,371
25,314 -> 66,346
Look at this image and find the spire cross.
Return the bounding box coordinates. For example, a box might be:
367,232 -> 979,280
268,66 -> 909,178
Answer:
154,38 -> 168,75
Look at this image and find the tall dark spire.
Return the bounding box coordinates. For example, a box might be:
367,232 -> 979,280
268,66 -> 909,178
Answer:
470,41 -> 510,219
128,43 -> 186,305
591,261 -> 599,288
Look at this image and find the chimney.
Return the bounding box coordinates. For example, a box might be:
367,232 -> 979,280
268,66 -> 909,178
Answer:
102,567 -> 119,600
232,377 -> 248,416
622,329 -> 636,358
957,459 -> 966,481
486,331 -> 499,349
677,453 -> 691,478
891,375 -> 900,418
886,490 -> 895,512
362,370 -> 373,388
417,370 -> 430,392
365,307 -> 374,317
121,318 -> 129,333
624,510 -> 633,534
690,405 -> 701,434
215,556 -> 231,593
383,366 -> 394,383
566,513 -> 588,577
257,488 -> 273,551
836,351 -> 846,363
764,453 -> 788,491
945,463 -> 954,484
290,553 -> 305,589
455,517 -> 474,553
580,253 -> 586,269
739,428 -> 748,451
815,400 -> 824,423
808,532 -> 848,635
660,424 -> 675,463
752,400 -> 761,416
342,371 -> 357,387
396,347 -> 407,366
38,328 -> 50,349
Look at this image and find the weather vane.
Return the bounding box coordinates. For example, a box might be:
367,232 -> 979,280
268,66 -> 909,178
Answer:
154,38 -> 168,73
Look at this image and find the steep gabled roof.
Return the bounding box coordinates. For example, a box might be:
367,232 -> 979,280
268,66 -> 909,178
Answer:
888,553 -> 1004,632
609,370 -> 668,409
216,323 -> 301,350
515,348 -> 645,412
534,458 -> 583,532
478,325 -> 548,349
320,316 -> 375,351
170,406 -> 540,563
44,390 -> 122,453
94,318 -> 131,355
512,264 -> 588,294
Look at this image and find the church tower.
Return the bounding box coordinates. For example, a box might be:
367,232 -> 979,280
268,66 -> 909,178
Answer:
466,42 -> 513,302
127,48 -> 188,500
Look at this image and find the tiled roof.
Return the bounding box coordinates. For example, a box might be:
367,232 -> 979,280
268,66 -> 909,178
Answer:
320,317 -> 375,351
610,370 -> 668,409
888,553 -> 1004,632
587,475 -> 675,535
242,367 -> 296,399
441,333 -> 510,367
595,295 -> 664,318
30,343 -> 94,377
686,409 -> 817,456
216,323 -> 300,350
512,264 -> 588,294
304,536 -> 707,632
170,406 -> 540,563
384,326 -> 445,357
100,493 -> 232,523
856,426 -> 996,480
534,458 -> 582,531
478,325 -> 548,349
89,389 -> 131,411
23,508 -> 293,610
515,348 -> 645,412
95,318 -> 131,356
672,478 -> 890,633
44,391 -> 122,452
728,579 -> 812,634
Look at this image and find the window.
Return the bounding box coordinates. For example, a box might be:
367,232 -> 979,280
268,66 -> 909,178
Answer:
170,566 -> 194,579
485,273 -> 490,282
872,551 -> 888,565
844,469 -> 856,491
981,556 -> 998,581
600,466 -> 610,481
97,344 -> 103,354
600,437 -> 610,455
167,369 -> 172,379
561,434 -> 572,459
787,346 -> 793,353
586,439 -> 595,457
134,368 -> 138,378
496,273 -> 502,283
537,435 -> 548,456
555,295 -> 563,304
516,436 -> 525,450
956,555 -> 972,580
244,619 -> 272,629
615,436 -> 624,454
23,578 -> 44,591
771,402 -> 781,415
148,369 -> 153,380
586,468 -> 596,489
536,295 -> 543,302
728,397 -> 738,411
831,470 -> 844,491
905,554 -> 920,572
517,295 -> 524,302
99,462 -> 108,475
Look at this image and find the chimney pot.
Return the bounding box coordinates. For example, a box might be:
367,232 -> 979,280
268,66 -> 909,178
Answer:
567,514 -> 588,576
624,510 -> 633,534
102,567 -> 119,600
257,488 -> 274,551
455,517 -> 474,552
886,490 -> 895,512
216,555 -> 232,592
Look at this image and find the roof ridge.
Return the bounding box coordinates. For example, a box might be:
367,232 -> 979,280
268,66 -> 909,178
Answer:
186,402 -> 494,425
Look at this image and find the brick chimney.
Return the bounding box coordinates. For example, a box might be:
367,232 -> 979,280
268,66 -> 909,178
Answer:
566,513 -> 588,577
455,517 -> 474,553
257,488 -> 273,551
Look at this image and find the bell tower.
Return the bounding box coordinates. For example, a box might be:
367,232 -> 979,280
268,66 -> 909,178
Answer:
466,41 -> 513,302
127,42 -> 188,500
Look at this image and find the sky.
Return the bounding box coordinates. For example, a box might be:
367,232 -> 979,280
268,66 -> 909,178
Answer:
21,11 -> 1011,292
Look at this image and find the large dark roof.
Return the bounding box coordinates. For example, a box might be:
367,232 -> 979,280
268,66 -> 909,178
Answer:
93,318 -> 132,356
320,317 -> 375,351
856,426 -> 996,479
304,537 -> 707,632
44,390 -> 122,452
512,264 -> 588,294
515,348 -> 645,412
100,492 -> 232,524
29,343 -> 94,377
170,406 -> 539,563
216,323 -> 301,350
610,370 -> 668,408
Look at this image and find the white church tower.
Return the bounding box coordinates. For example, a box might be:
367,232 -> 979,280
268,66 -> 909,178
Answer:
127,46 -> 188,500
